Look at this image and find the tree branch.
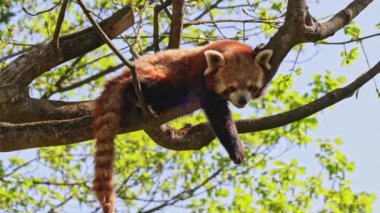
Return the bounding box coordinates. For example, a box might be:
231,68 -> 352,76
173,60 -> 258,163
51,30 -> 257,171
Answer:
320,32 -> 380,45
263,0 -> 307,78
304,0 -> 373,41
183,19 -> 282,27
264,0 -> 373,80
0,95 -> 200,152
52,0 -> 69,49
41,55 -> 85,99
50,64 -> 124,95
145,123 -> 214,151
0,4 -> 134,90
0,5 -> 134,122
153,0 -> 172,52
140,169 -> 222,213
0,116 -> 93,152
168,0 -> 185,49
192,0 -> 223,21
2,62 -> 378,152
131,0 -> 150,57
77,0 -> 152,116
143,62 -> 380,151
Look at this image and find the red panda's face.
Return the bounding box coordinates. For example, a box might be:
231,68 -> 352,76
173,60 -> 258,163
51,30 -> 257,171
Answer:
204,48 -> 273,108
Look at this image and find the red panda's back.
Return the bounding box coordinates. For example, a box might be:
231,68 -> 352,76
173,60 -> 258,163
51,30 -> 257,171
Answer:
135,46 -> 206,85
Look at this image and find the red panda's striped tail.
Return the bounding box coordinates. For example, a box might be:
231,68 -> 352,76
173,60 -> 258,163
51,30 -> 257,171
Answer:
92,75 -> 129,213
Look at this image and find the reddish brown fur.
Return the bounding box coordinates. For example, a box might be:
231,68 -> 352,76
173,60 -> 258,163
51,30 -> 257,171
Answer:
202,41 -> 265,95
93,40 -> 271,213
93,75 -> 131,213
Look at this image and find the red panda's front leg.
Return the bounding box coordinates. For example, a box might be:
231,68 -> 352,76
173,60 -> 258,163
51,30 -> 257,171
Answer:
200,94 -> 244,164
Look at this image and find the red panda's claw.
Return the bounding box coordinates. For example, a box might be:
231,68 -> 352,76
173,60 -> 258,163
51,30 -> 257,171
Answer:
230,144 -> 245,164
232,153 -> 244,164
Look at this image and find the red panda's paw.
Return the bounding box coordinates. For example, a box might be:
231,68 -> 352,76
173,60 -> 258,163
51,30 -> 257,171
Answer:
229,141 -> 245,164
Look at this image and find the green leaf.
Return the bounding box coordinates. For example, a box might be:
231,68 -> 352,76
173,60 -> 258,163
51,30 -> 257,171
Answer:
376,22 -> 380,30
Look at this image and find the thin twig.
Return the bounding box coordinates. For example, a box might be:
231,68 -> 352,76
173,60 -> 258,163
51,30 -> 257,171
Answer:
131,0 -> 150,58
1,45 -> 15,71
160,0 -> 173,19
22,2 -> 61,16
41,55 -> 86,99
0,39 -> 43,47
184,18 -> 282,27
76,0 -> 152,116
52,0 -> 69,49
0,48 -> 27,62
141,169 -> 223,213
288,45 -> 302,77
153,0 -> 172,52
359,41 -> 379,96
200,0 -> 226,38
49,195 -> 73,212
320,32 -> 380,45
192,0 -> 223,21
50,64 -> 123,96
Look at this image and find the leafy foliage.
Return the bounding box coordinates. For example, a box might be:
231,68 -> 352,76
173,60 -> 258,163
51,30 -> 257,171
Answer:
0,0 -> 15,24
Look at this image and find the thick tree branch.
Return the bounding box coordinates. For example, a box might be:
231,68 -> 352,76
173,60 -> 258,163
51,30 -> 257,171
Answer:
2,62 -> 379,152
0,96 -> 200,152
145,123 -> 214,151
29,99 -> 94,120
0,5 -> 134,90
0,116 -> 93,152
0,5 -> 134,122
264,0 -> 373,79
263,0 -> 307,78
304,0 -> 373,42
285,0 -> 308,24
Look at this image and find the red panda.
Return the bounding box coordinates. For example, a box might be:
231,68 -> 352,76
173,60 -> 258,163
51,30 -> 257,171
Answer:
92,40 -> 273,213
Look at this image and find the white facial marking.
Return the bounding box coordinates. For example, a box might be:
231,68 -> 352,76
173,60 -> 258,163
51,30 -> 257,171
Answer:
215,82 -> 227,94
256,71 -> 264,88
229,90 -> 252,108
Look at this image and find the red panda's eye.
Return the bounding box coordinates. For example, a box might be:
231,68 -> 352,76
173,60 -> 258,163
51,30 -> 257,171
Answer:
228,86 -> 237,93
248,85 -> 259,92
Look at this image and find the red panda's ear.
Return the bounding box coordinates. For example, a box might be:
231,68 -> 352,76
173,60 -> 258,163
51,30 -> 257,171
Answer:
255,49 -> 273,70
204,50 -> 225,76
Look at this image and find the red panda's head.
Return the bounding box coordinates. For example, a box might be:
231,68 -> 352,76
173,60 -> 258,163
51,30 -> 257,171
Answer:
203,42 -> 273,108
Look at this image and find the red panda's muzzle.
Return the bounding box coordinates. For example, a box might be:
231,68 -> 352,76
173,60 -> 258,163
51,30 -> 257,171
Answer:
229,90 -> 251,108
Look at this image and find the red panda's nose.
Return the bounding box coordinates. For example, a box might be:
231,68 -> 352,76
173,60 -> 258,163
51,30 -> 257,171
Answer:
238,97 -> 247,106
